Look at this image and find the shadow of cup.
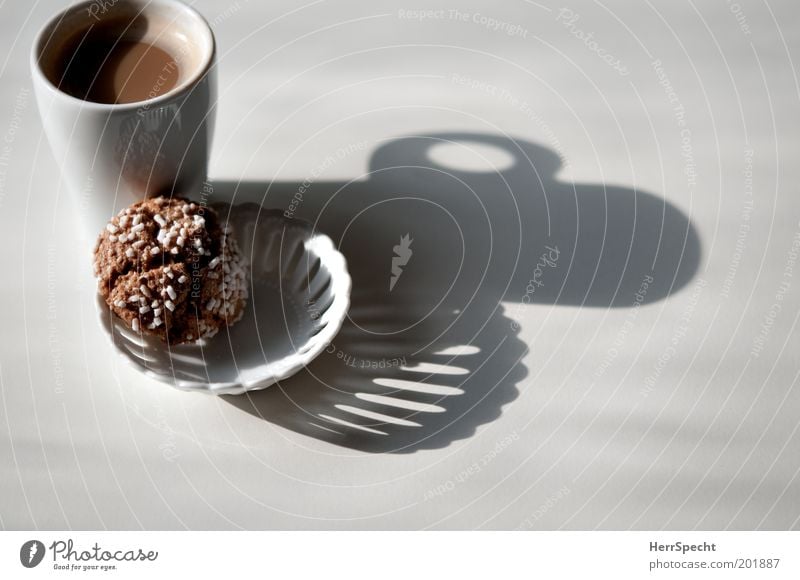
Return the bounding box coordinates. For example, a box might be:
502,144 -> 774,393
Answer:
219,132 -> 701,453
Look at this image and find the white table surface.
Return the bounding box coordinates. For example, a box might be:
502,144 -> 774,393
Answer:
1,0 -> 799,530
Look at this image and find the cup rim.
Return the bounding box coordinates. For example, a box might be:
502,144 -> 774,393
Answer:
30,0 -> 216,111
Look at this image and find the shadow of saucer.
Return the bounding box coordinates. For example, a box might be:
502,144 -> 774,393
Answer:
217,132 -> 701,453
226,296 -> 526,453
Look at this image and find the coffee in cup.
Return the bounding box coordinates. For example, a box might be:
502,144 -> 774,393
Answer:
31,0 -> 217,240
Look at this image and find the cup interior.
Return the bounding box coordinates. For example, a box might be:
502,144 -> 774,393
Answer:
34,0 -> 214,105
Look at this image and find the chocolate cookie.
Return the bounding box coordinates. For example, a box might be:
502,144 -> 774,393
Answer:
94,196 -> 248,344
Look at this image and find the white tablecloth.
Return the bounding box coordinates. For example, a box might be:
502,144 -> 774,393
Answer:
1,0 -> 798,529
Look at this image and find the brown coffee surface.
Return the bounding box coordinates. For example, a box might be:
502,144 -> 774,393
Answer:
57,31 -> 179,104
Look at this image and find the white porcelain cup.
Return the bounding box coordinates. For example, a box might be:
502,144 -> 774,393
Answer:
30,0 -> 216,238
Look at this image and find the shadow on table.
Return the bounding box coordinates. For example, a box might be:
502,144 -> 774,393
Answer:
217,133 -> 701,453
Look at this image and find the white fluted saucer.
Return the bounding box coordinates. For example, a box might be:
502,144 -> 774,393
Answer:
96,204 -> 351,395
